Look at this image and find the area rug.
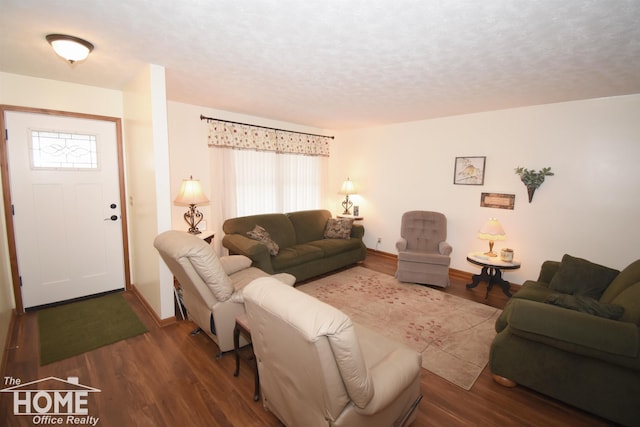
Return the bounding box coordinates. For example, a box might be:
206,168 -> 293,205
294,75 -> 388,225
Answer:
37,292 -> 148,365
298,267 -> 501,390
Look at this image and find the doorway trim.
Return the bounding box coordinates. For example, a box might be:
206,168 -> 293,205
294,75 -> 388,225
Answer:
0,105 -> 131,313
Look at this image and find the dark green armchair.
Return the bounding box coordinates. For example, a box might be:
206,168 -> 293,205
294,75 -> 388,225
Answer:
490,255 -> 640,427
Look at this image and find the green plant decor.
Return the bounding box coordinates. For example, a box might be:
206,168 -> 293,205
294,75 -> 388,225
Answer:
514,166 -> 554,202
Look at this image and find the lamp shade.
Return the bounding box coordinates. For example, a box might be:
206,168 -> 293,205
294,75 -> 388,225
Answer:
339,178 -> 356,195
477,218 -> 506,241
174,177 -> 209,206
46,34 -> 94,63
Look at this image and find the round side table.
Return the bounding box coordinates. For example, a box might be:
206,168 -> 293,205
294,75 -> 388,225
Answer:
466,251 -> 521,298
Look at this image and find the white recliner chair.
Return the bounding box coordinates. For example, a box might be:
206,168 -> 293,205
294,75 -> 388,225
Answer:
244,277 -> 423,427
154,230 -> 295,356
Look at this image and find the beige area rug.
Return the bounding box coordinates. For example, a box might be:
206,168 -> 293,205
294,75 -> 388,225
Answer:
298,266 -> 501,390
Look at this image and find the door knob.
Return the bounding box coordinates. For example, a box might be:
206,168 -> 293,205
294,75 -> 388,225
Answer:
104,215 -> 118,221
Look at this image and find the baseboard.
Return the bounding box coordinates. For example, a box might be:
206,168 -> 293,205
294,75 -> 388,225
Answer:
129,285 -> 177,328
449,267 -> 473,282
366,248 -> 397,260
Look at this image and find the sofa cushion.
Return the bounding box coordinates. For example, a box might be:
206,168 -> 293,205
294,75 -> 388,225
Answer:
224,213 -> 297,248
398,250 -> 450,266
544,294 -> 625,320
271,244 -> 324,270
308,237 -> 363,257
513,281 -> 556,301
287,209 -> 331,244
324,218 -> 354,239
548,254 -> 619,299
247,225 -> 280,255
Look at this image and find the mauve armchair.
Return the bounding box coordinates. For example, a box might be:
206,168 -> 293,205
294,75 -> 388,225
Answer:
396,211 -> 452,288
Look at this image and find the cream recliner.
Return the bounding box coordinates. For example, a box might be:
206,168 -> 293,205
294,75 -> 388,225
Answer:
153,230 -> 295,355
243,277 -> 423,427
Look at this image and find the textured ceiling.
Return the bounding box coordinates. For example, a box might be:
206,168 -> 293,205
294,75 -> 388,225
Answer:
1,0 -> 639,129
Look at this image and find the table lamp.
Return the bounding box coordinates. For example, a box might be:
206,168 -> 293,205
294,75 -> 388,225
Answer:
339,178 -> 357,215
174,176 -> 209,234
477,218 -> 506,257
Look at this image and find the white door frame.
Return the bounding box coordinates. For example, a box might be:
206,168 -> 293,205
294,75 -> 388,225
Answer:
0,105 -> 131,313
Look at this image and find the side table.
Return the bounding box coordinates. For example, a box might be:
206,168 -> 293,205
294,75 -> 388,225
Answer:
337,214 -> 363,221
466,251 -> 521,298
234,312 -> 259,401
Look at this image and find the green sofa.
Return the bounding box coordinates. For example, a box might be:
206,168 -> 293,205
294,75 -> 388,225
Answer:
222,209 -> 366,282
490,255 -> 640,426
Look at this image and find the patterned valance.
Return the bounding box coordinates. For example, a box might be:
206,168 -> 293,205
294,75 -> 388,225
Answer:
206,120 -> 331,157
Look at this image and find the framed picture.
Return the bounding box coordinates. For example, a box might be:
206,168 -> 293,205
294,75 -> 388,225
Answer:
453,156 -> 486,185
481,193 -> 515,210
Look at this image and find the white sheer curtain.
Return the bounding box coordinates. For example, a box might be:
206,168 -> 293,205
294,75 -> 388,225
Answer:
207,119 -> 330,223
211,148 -> 328,219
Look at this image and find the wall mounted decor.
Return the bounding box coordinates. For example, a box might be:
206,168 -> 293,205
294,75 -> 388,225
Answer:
481,193 -> 515,210
454,156 -> 486,185
514,166 -> 554,202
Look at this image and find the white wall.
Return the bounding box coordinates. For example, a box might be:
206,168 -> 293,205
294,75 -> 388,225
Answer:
332,95 -> 640,284
123,65 -> 174,320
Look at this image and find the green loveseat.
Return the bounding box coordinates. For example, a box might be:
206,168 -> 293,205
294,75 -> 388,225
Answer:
222,209 -> 366,282
490,255 -> 640,426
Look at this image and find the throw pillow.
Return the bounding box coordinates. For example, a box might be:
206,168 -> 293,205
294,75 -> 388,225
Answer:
247,225 -> 279,255
544,293 -> 625,320
323,218 -> 354,239
548,254 -> 619,299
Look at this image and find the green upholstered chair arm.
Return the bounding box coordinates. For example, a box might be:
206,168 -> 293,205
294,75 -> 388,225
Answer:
221,234 -> 274,274
350,223 -> 365,239
537,260 -> 561,284
507,299 -> 639,358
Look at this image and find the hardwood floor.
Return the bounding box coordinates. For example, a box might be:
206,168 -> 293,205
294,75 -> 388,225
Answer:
1,251 -> 616,426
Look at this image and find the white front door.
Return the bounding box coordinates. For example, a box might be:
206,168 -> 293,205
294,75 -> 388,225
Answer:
5,111 -> 126,308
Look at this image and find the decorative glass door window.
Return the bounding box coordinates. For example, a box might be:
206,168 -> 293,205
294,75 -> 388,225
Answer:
30,130 -> 98,170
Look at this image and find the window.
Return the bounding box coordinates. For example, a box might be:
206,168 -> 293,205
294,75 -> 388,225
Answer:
206,119 -> 331,218
233,150 -> 327,217
30,130 -> 98,170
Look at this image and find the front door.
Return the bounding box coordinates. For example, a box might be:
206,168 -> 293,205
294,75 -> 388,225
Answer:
4,110 -> 127,309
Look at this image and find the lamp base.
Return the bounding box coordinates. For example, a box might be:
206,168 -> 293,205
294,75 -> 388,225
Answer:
484,240 -> 498,257
184,204 -> 203,234
341,195 -> 353,215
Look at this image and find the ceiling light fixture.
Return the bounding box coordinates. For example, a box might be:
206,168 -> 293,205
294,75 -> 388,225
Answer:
46,34 -> 94,64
